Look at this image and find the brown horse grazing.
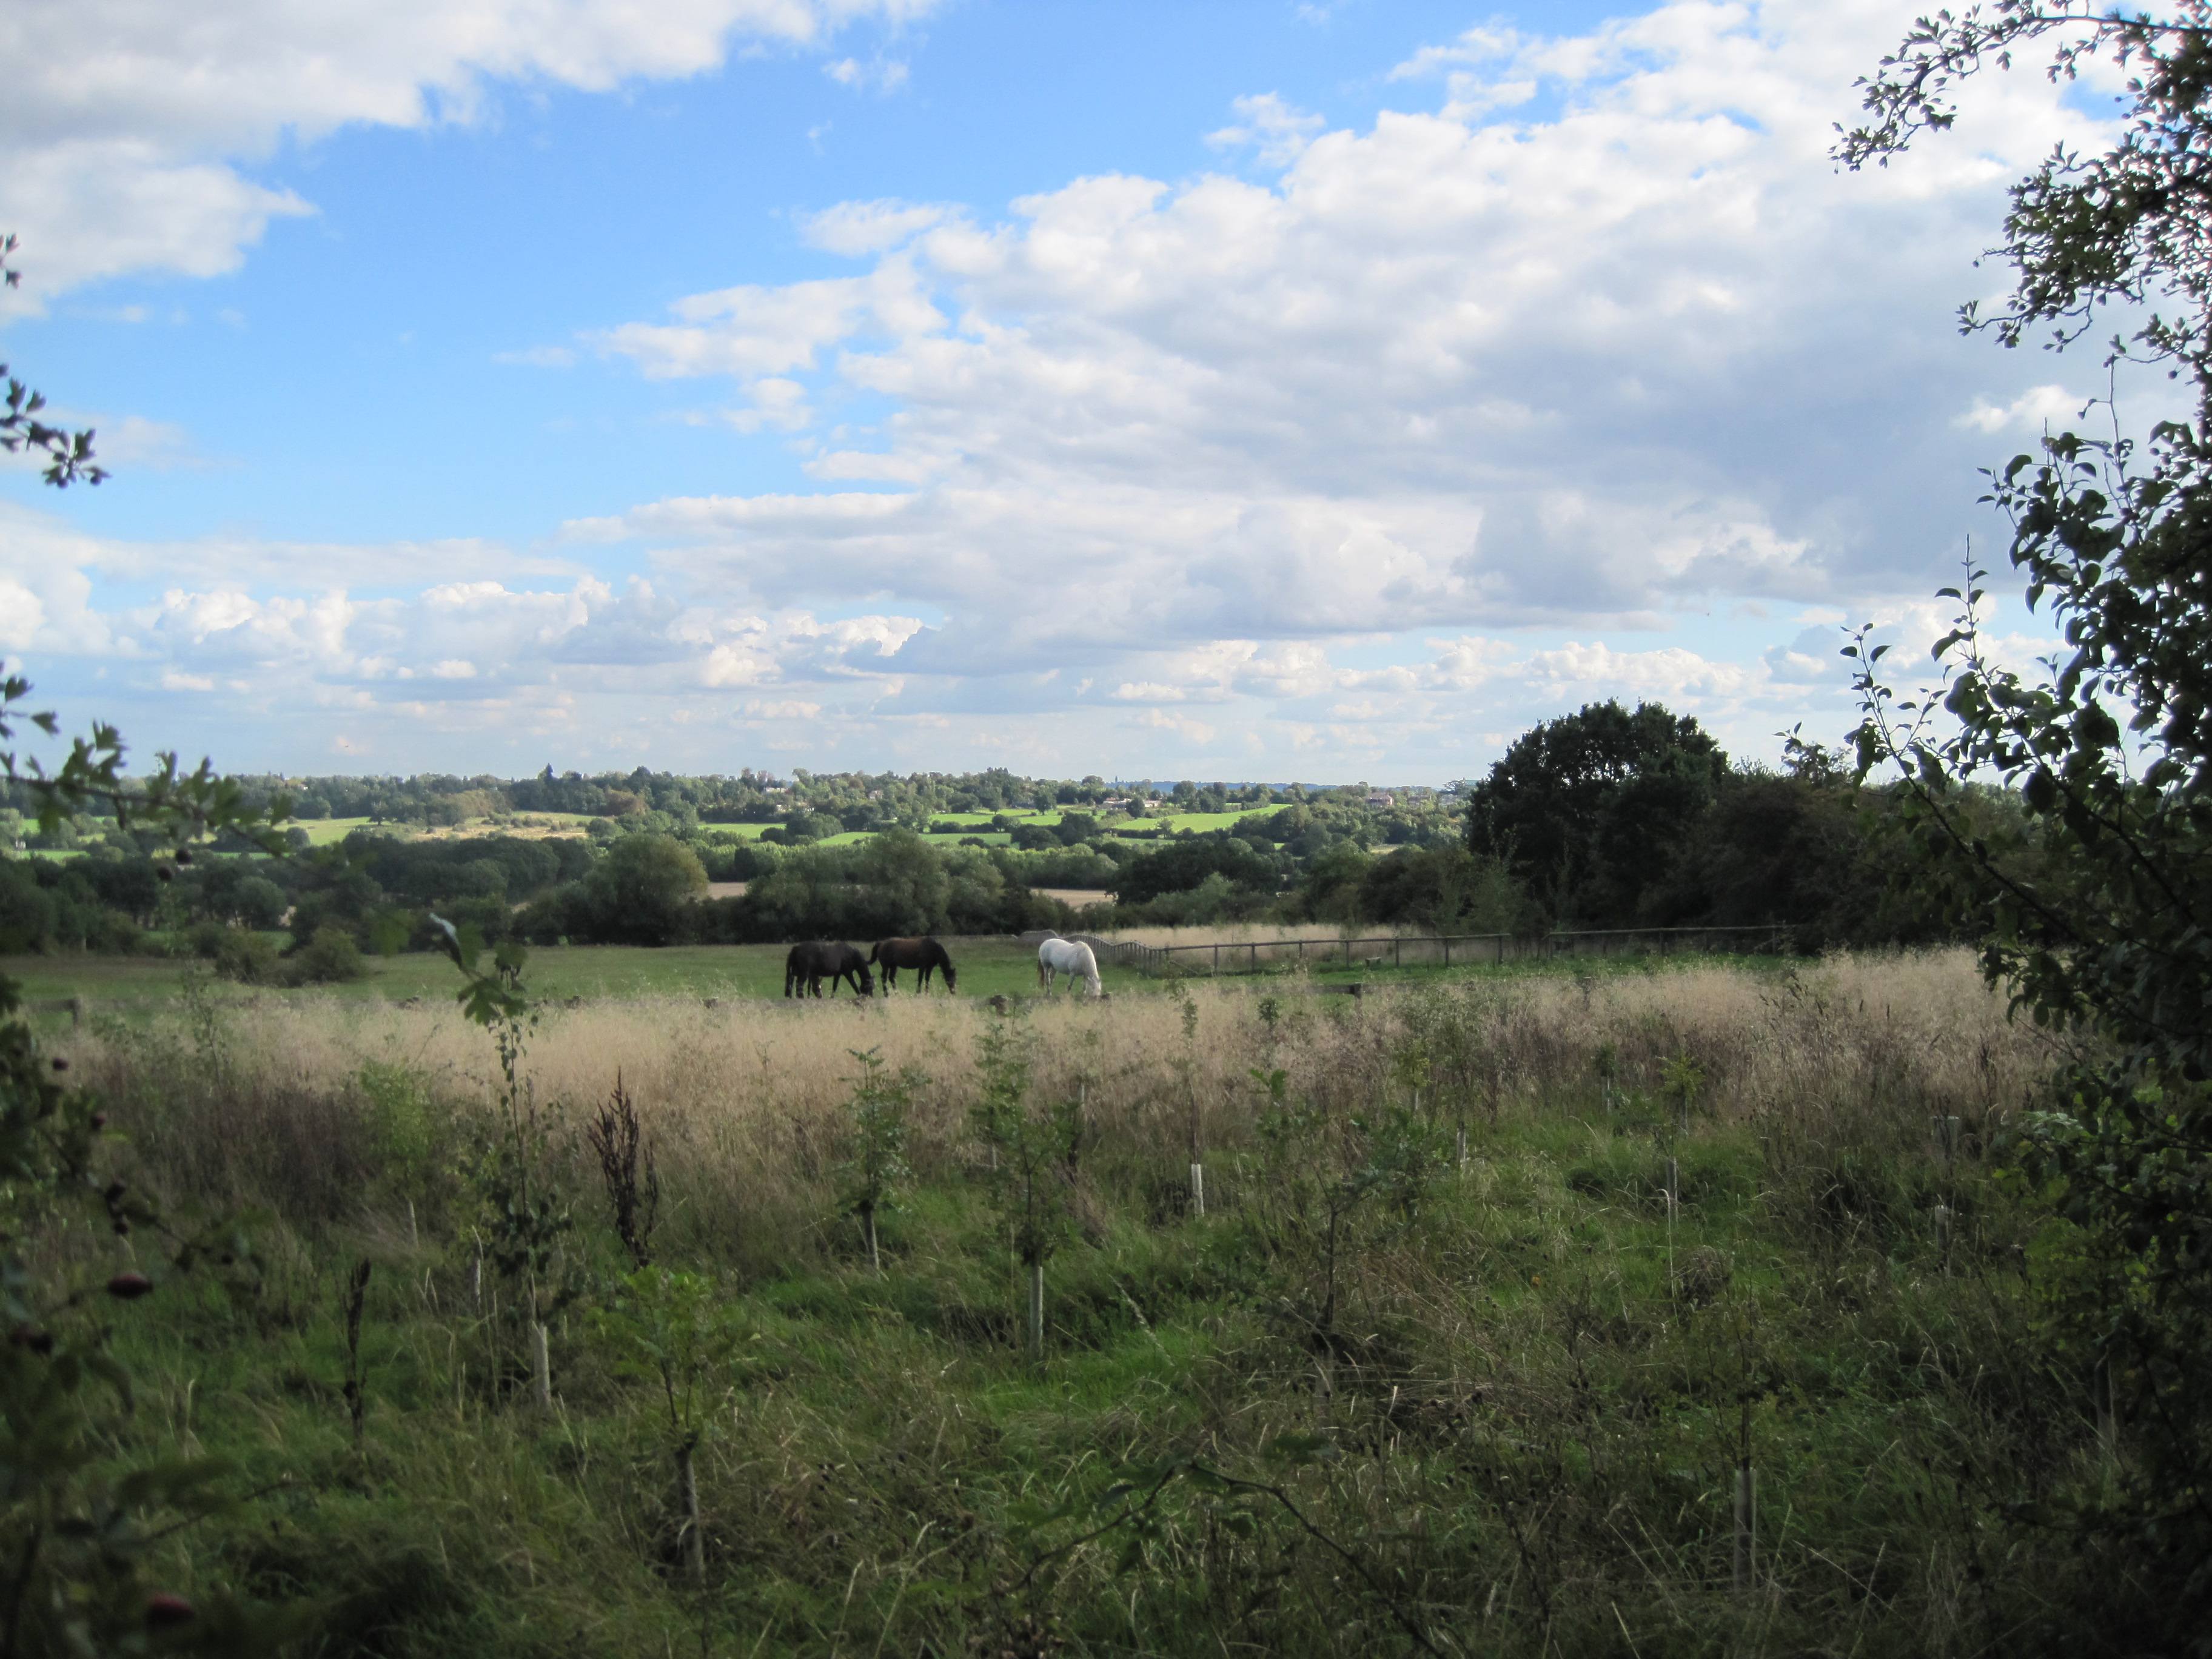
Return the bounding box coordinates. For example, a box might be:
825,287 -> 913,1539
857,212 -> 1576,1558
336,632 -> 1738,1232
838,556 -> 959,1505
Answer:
785,941 -> 874,998
869,936 -> 957,994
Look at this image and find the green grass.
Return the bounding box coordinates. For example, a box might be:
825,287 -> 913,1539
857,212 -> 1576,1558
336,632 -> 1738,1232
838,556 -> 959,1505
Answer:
81,1076 -> 2102,1657
1127,805 -> 1278,834
1,936 -> 1064,1014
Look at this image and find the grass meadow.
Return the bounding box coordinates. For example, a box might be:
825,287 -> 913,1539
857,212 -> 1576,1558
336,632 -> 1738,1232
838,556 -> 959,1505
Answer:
38,948 -> 2137,1657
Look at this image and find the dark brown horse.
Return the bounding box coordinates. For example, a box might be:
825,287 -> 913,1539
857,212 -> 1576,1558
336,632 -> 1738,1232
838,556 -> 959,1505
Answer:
785,941 -> 874,998
868,936 -> 957,994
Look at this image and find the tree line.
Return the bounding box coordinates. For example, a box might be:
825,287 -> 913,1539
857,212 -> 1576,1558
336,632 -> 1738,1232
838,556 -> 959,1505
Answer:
3,699 -> 2010,960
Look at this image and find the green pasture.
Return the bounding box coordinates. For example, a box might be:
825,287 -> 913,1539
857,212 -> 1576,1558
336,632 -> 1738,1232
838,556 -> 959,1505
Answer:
1128,805 -> 1277,834
1,937 -> 1045,1013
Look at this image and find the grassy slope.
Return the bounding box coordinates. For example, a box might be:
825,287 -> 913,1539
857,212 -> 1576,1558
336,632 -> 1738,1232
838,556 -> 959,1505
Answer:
44,956 -> 2127,1657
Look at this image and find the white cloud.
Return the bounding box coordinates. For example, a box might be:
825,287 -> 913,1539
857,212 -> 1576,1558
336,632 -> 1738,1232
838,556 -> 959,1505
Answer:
1956,383 -> 2091,434
800,198 -> 953,255
1206,93 -> 1325,168
823,56 -> 910,93
0,0 -> 943,306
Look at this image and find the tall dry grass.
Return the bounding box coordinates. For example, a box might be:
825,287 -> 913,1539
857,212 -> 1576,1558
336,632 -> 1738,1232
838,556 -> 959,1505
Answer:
73,950 -> 2058,1269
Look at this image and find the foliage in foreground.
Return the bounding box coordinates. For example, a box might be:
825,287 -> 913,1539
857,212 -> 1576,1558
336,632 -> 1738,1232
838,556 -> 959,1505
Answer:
1842,2 -> 2212,1634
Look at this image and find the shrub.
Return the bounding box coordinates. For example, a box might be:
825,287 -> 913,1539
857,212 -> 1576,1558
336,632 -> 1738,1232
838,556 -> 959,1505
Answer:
292,924 -> 367,985
212,928 -> 281,984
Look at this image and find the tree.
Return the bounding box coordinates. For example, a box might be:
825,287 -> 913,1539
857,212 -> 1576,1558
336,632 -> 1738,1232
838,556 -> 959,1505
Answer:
1110,834 -> 1278,906
1840,5 -> 2212,1631
1463,700 -> 1727,928
580,833 -> 707,943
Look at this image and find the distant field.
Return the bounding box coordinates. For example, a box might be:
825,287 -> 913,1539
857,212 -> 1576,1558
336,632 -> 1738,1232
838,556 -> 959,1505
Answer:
289,814 -> 597,846
1130,805 -> 1278,834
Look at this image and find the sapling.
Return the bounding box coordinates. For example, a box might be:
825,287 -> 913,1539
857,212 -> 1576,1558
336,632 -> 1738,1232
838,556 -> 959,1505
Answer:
1252,1065 -> 1446,1427
836,1045 -> 919,1275
1660,1050 -> 1706,1138
588,1266 -> 749,1583
1593,1042 -> 1619,1114
971,1011 -> 1078,1367
434,916 -> 577,1407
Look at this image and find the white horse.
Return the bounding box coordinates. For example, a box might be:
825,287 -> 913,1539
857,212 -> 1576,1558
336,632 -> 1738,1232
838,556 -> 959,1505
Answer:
1037,937 -> 1103,998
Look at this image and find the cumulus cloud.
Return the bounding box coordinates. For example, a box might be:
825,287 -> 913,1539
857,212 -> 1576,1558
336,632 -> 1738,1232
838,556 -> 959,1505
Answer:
0,0 -> 2093,774
0,0 -> 943,305
580,0 -> 2119,675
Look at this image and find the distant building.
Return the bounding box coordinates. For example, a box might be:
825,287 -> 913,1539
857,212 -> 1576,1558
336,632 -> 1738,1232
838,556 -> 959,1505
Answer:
1365,791 -> 1395,808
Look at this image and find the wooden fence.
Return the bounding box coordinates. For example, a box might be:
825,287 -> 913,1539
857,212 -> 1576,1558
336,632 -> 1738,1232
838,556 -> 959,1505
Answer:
1065,925 -> 1792,977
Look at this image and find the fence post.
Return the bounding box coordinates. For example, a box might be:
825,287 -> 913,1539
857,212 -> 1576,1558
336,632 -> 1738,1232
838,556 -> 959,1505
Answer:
1732,1464 -> 1755,1597
531,1323 -> 552,1409
1027,1261 -> 1046,1368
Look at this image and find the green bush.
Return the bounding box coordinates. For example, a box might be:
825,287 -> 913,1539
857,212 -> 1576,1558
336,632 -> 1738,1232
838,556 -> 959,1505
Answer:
212,928 -> 281,984
292,923 -> 367,985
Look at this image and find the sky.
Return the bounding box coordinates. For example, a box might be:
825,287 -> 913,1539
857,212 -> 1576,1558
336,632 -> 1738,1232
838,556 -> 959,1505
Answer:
0,0 -> 2159,785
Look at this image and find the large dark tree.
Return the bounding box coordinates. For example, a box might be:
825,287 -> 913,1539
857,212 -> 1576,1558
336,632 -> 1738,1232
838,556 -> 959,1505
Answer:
1463,700 -> 1727,928
1842,4 -> 2212,1631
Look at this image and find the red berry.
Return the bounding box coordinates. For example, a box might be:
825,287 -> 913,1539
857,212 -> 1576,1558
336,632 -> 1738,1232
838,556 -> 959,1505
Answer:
8,1324 -> 52,1355
49,1057 -> 67,1072
106,1272 -> 153,1300
89,1112 -> 107,1130
146,1594 -> 195,1626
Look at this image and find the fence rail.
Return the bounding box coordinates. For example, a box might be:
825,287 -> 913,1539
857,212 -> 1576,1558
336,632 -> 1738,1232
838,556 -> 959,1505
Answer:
1065,925 -> 1791,977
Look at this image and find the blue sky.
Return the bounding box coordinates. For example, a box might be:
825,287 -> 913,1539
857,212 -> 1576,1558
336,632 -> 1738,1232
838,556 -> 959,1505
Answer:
0,0 -> 2145,782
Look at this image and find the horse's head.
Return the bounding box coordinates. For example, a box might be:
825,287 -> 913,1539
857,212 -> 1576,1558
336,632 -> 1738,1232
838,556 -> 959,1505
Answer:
858,964 -> 876,996
940,962 -> 957,993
